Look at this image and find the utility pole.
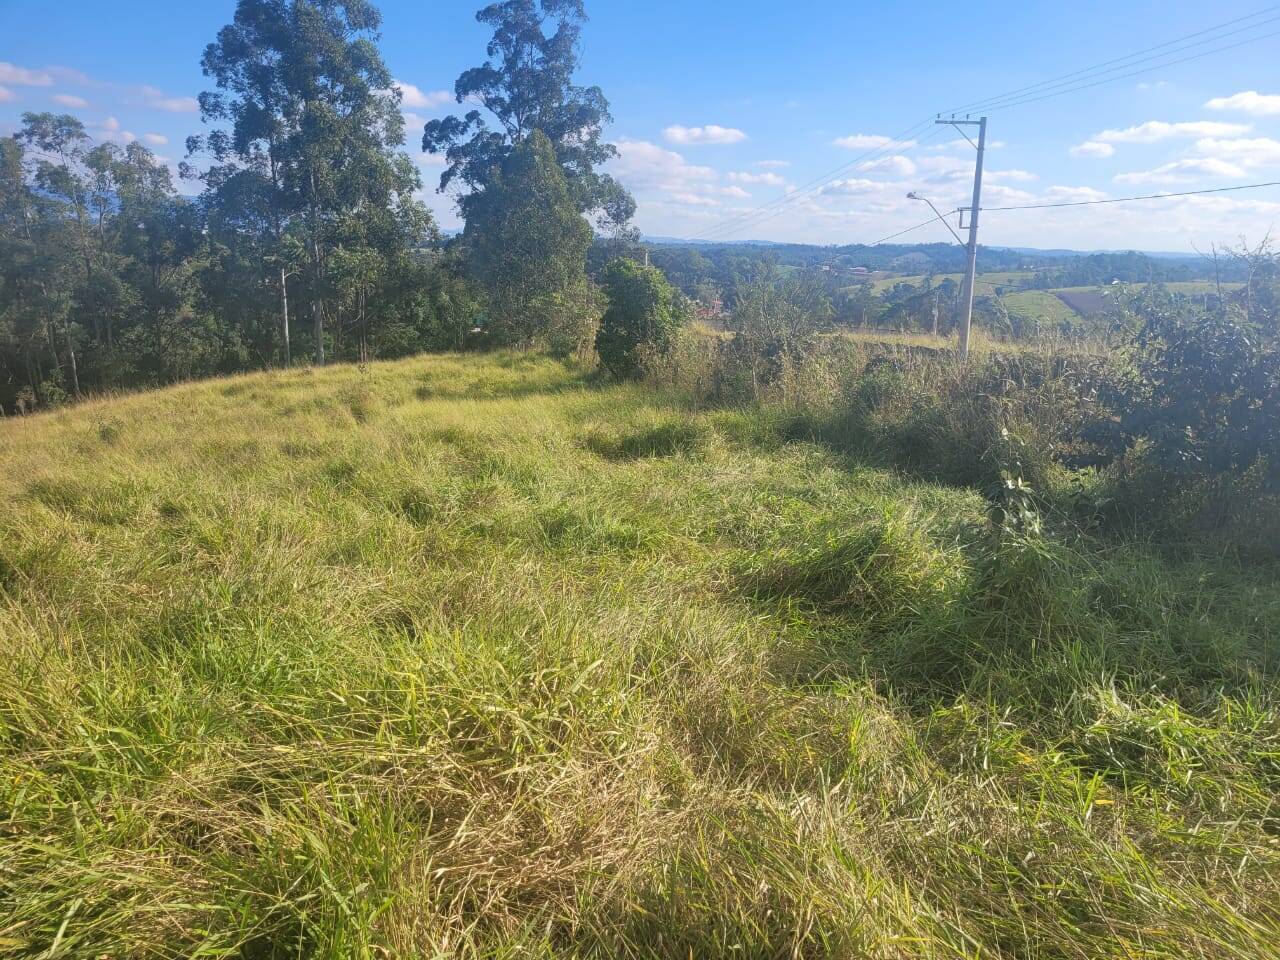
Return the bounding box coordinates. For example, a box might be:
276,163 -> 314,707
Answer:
937,116 -> 987,360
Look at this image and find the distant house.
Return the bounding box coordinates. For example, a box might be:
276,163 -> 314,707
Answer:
695,297 -> 725,322
850,266 -> 871,277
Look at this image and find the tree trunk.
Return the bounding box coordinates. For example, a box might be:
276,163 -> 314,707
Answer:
63,316 -> 81,400
280,268 -> 291,367
313,299 -> 324,366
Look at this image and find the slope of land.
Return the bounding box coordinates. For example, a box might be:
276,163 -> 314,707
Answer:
1,353 -> 1277,958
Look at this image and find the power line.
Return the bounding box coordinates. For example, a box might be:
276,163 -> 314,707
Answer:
690,119 -> 937,241
693,125 -> 950,242
981,179 -> 1280,212
869,181 -> 1280,245
976,27 -> 1280,115
943,6 -> 1280,115
706,128 -> 954,241
871,210 -> 959,246
686,7 -> 1280,244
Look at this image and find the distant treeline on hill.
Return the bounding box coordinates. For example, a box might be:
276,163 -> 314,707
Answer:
635,241 -> 1230,303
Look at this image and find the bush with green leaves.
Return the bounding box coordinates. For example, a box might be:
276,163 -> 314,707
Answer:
1122,296 -> 1279,485
595,258 -> 682,378
724,274 -> 835,395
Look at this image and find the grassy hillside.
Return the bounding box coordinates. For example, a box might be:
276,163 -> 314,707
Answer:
1,353 -> 1278,958
1001,289 -> 1082,327
867,271 -> 1034,294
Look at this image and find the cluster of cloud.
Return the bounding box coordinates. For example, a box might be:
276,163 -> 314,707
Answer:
396,81 -> 452,110
1067,91 -> 1280,188
0,60 -> 197,124
1205,90 -> 1280,116
833,133 -> 918,151
606,129 -> 805,225
663,124 -> 747,146
615,91 -> 1280,246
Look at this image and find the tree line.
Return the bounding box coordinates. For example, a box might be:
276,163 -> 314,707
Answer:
0,0 -> 673,415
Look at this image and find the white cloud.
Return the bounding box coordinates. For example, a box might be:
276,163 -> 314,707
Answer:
143,133 -> 168,146
1193,136 -> 1280,169
1114,158 -> 1248,185
720,185 -> 751,199
986,169 -> 1038,183
0,86 -> 14,104
834,133 -> 917,151
149,95 -> 198,113
728,170 -> 787,186
820,178 -> 890,196
101,116 -> 120,131
1045,186 -> 1110,202
664,124 -> 748,146
396,81 -> 452,110
858,155 -> 916,177
1070,141 -> 1115,159
983,185 -> 1039,206
611,138 -> 717,191
0,62 -> 54,86
1205,91 -> 1280,116
670,192 -> 721,207
1095,120 -> 1251,144
928,139 -> 1007,152
756,160 -> 790,169
52,93 -> 89,108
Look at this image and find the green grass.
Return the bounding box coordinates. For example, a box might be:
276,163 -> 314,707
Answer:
1,352 -> 1278,958
867,271 -> 1036,294
1002,289 -> 1083,326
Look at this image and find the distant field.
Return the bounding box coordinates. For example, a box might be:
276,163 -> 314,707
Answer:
1001,290 -> 1083,326
1053,287 -> 1111,317
867,271 -> 1036,294
836,328 -> 1099,355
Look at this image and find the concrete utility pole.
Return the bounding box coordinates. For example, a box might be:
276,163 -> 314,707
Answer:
939,116 -> 987,360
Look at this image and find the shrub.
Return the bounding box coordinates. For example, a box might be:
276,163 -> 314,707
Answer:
596,259 -> 682,378
1122,303 -> 1279,483
723,274 -> 834,395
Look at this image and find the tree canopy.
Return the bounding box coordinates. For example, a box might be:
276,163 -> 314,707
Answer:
422,0 -> 634,229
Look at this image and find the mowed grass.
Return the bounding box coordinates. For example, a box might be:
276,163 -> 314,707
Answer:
1,352 -> 1278,958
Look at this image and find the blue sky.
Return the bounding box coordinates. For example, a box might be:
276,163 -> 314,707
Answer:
2,0 -> 1279,251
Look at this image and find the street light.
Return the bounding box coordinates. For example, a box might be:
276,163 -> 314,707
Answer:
907,193 -> 965,247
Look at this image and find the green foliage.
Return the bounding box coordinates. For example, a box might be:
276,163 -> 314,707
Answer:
0,1 -> 483,412
422,0 -> 634,228
595,258 -> 682,378
723,273 -> 835,393
190,0 -> 430,366
1120,271 -> 1280,484
464,131 -> 594,346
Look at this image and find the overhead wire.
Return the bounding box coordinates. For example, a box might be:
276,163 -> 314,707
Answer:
943,6 -> 1280,115
687,7 -> 1280,243
689,118 -> 938,241
700,126 -> 953,242
973,27 -> 1280,115
870,210 -> 960,246
980,180 -> 1280,212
